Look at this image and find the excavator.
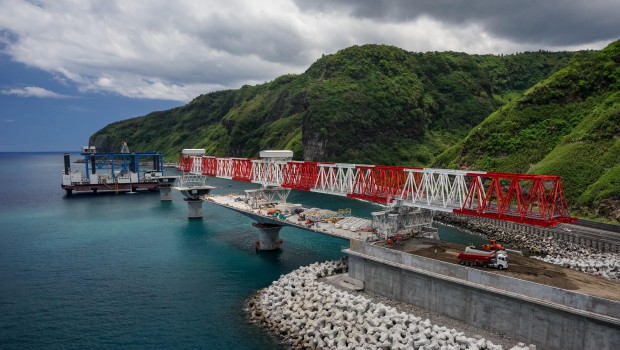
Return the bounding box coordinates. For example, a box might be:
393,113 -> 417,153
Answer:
480,239 -> 505,251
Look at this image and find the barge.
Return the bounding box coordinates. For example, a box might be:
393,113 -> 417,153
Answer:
61,146 -> 174,195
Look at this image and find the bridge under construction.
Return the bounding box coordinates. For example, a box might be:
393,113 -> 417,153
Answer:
174,149 -> 576,250
174,149 -> 617,350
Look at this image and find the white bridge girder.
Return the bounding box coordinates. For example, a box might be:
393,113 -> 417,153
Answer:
217,157 -> 233,179
312,163 -> 358,196
399,169 -> 483,212
251,160 -> 287,187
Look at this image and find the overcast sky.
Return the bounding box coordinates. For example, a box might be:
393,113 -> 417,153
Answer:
1,0 -> 618,151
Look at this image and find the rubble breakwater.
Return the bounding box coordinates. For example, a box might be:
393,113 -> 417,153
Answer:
434,213 -> 620,281
247,260 -> 524,350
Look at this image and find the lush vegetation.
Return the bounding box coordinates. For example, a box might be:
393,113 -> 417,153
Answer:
434,40 -> 620,223
91,42 -> 620,222
92,45 -> 575,165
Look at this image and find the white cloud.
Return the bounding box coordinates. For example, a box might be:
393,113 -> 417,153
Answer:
0,0 -> 615,102
0,86 -> 70,98
3,118 -> 15,123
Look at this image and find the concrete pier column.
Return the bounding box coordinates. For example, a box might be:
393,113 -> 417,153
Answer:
175,184 -> 214,219
156,177 -> 178,201
160,187 -> 172,201
253,223 -> 282,250
185,199 -> 204,219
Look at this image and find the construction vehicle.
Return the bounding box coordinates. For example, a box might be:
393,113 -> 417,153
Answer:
457,247 -> 508,269
481,239 -> 505,251
386,233 -> 405,245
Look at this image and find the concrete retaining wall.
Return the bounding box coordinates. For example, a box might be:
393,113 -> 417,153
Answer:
345,241 -> 620,350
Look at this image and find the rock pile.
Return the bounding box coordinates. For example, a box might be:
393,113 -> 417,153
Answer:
434,213 -> 620,281
434,213 -> 549,255
248,260 -> 505,349
533,250 -> 620,280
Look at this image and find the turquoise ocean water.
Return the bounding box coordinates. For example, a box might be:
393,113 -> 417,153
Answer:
0,152 -> 486,349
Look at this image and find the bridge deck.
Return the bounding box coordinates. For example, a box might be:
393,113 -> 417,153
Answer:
206,194 -> 378,242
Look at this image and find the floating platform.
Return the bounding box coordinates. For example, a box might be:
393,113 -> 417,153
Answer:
61,151 -> 173,194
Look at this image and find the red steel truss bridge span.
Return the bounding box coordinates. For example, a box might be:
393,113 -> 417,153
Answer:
177,151 -> 576,227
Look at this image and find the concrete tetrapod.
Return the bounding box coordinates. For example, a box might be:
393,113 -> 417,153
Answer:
247,259 -> 518,350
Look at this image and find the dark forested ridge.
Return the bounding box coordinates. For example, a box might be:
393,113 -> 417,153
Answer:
90,42 -> 619,222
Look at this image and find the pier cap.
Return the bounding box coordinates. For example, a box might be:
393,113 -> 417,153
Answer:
182,149 -> 206,156
259,150 -> 293,160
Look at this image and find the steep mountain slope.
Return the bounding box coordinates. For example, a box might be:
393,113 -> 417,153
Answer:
433,40 -> 620,223
90,45 -> 575,165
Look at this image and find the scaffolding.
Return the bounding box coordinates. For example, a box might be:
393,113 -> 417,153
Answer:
372,200 -> 434,240
244,187 -> 291,209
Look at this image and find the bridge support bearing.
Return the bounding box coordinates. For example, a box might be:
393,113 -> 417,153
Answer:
253,223 -> 282,250
185,199 -> 204,219
160,187 -> 172,201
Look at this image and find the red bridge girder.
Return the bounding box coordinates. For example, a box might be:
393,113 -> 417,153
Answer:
281,161 -> 320,191
177,154 -> 193,173
201,157 -> 217,177
454,172 -> 576,226
348,165 -> 414,203
232,158 -> 254,182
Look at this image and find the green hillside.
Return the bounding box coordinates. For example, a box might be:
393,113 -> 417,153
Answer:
433,40 -> 620,223
91,45 -> 574,166
90,43 -> 620,221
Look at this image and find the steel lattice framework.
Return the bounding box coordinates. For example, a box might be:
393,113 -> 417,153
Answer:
177,154 -> 576,226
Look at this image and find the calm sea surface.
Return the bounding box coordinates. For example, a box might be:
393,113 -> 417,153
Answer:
0,152 -> 486,349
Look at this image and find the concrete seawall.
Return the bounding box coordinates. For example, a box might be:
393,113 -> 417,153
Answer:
344,241 -> 620,350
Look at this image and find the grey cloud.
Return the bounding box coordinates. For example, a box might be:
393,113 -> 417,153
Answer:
294,0 -> 620,46
1,0 -> 615,102
189,13 -> 308,66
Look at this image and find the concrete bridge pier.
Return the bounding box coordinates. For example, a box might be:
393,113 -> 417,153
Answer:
160,187 -> 172,201
155,176 -> 178,201
185,198 -> 204,219
253,223 -> 283,251
174,185 -> 214,219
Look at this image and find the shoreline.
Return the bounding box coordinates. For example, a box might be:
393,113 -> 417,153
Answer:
245,212 -> 620,349
247,260 -> 532,350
